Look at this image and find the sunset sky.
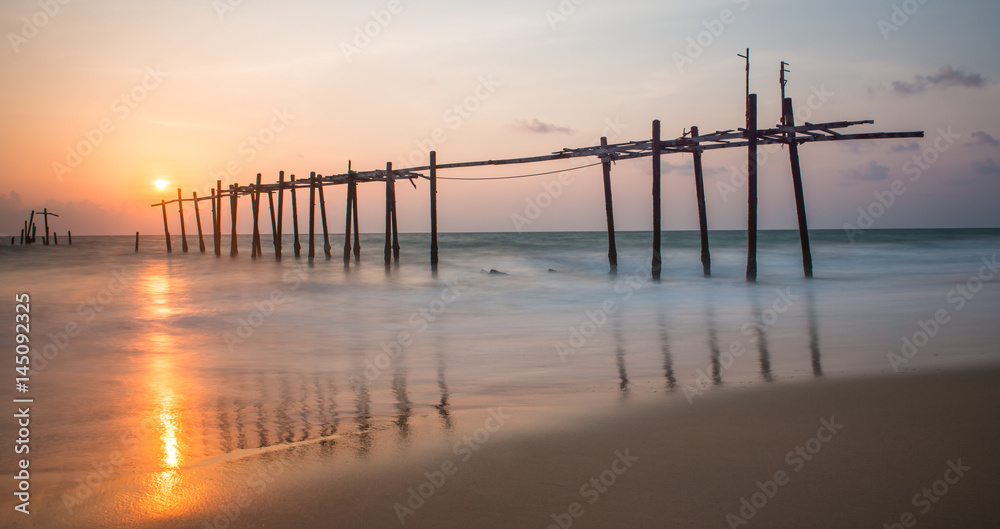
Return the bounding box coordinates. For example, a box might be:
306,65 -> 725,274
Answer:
1,0 -> 998,236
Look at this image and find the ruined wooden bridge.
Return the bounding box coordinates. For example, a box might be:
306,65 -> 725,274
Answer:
150,64 -> 923,281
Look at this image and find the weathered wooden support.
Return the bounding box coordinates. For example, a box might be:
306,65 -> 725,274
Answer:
430,151 -> 439,268
30,224 -> 36,244
229,184 -> 239,257
276,171 -> 284,259
783,97 -> 813,278
268,190 -> 278,259
20,228 -> 24,246
691,126 -> 711,277
746,93 -> 758,282
308,173 -> 317,260
384,162 -> 393,266
318,175 -> 331,259
135,231 -> 139,253
67,231 -> 71,245
177,189 -> 189,253
53,233 -> 57,245
600,138 -> 617,273
210,188 -> 220,256
43,208 -> 50,245
391,168 -> 400,263
215,181 -> 223,256
290,175 -> 301,258
651,120 -> 662,281
251,173 -> 263,259
344,170 -> 354,264
193,192 -> 206,253
352,176 -> 361,262
28,211 -> 34,245
160,200 -> 172,252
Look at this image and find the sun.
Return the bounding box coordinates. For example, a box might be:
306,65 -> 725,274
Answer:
155,179 -> 168,190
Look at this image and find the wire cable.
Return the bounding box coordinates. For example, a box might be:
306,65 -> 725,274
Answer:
429,160 -> 605,181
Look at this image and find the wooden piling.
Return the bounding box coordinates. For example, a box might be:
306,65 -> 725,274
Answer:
268,190 -> 278,258
318,175 -> 331,259
651,120 -> 662,281
308,173 -> 316,260
344,170 -> 354,264
135,231 -> 139,253
67,231 -> 71,245
691,126 -> 711,277
430,151 -> 439,268
252,174 -> 263,259
783,97 -> 814,278
384,162 -> 393,266
352,176 -> 361,263
276,171 -> 284,259
600,138 -> 618,273
391,175 -> 400,264
211,188 -> 220,256
28,211 -> 34,245
229,184 -> 239,257
193,192 -> 206,253
53,233 -> 57,245
43,208 -> 50,245
290,175 -> 301,258
30,224 -> 36,244
746,94 -> 758,282
177,189 -> 189,253
215,181 -> 223,256
20,228 -> 24,246
160,200 -> 172,252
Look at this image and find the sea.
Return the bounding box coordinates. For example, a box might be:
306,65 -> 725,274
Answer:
1,229 -> 998,526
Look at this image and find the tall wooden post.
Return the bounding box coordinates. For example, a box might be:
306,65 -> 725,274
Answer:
691,126 -> 711,277
290,175 -> 301,258
268,190 -> 278,259
43,208 -> 50,245
53,233 -> 57,245
229,184 -> 239,257
160,200 -> 172,252
27,211 -> 34,245
276,171 -> 284,260
308,173 -> 316,260
252,173 -> 263,259
177,189 -> 189,253
318,176 -> 331,259
135,232 -> 139,253
67,231 -> 71,245
390,175 -> 400,264
344,171 -> 354,264
746,94 -> 758,282
783,97 -> 813,278
430,151 -> 439,268
210,189 -> 219,256
20,228 -> 24,246
651,120 -> 662,281
352,176 -> 361,263
215,181 -> 223,256
193,192 -> 206,253
600,137 -> 618,273
384,163 -> 393,266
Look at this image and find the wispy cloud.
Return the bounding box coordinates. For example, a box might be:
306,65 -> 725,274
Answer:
972,158 -> 1000,175
966,131 -> 999,147
847,160 -> 890,181
511,118 -> 572,134
889,142 -> 921,152
891,65 -> 986,95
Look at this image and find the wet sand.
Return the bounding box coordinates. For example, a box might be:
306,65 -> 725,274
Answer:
15,366 -> 992,529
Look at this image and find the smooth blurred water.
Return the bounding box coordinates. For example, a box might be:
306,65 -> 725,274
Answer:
1,228 -> 998,519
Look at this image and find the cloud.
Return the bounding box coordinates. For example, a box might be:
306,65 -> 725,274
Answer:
891,65 -> 987,95
511,118 -> 572,134
889,142 -> 921,152
966,131 -> 999,148
847,160 -> 890,181
0,192 -> 135,237
972,158 -> 1000,175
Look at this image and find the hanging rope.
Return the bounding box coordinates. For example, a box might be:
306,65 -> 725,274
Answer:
428,160 -> 605,181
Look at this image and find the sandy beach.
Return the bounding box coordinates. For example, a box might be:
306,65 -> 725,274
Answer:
10,366 -> 996,529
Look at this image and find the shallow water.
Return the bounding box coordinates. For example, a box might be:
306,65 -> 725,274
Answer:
1,229 -> 998,525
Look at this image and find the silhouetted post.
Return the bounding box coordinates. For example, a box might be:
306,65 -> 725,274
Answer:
193,192 -> 206,253
268,190 -> 278,259
746,94 -> 758,282
651,120 -> 662,281
290,175 -> 301,258
318,175 -> 331,259
160,200 -> 172,252
20,228 -> 24,246
384,162 -> 393,266
30,224 -> 36,244
215,181 -> 223,256
783,97 -> 813,278
691,126 -> 711,277
67,231 -> 71,245
53,233 -> 57,245
276,171 -> 284,259
211,188 -> 220,256
390,174 -> 400,264
430,151 -> 439,268
28,211 -> 34,245
252,174 -> 263,258
229,184 -> 239,257
352,174 -> 361,263
308,173 -> 316,260
43,208 -> 50,245
177,189 -> 188,253
600,137 -> 618,273
135,231 -> 139,253
344,170 -> 354,264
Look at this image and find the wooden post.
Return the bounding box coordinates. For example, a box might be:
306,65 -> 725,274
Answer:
160,200 -> 172,252
20,228 -> 24,246
308,172 -> 316,260
252,174 -> 263,259
135,231 -> 139,253
215,181 -> 223,256
230,184 -> 239,257
53,233 -> 57,245
276,171 -> 284,260
67,231 -> 71,245
318,175 -> 331,259
352,176 -> 361,263
600,138 -> 617,273
211,189 -> 219,256
783,97 -> 813,278
177,189 -> 189,253
344,170 -> 354,264
268,190 -> 278,259
651,120 -> 662,281
384,163 -> 393,266
30,224 -> 36,244
691,126 -> 711,277
290,175 -> 301,258
28,211 -> 34,245
43,208 -> 50,245
746,94 -> 758,282
430,151 -> 439,268
193,192 -> 206,253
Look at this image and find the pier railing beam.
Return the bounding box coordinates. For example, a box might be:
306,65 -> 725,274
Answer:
746,94 -> 758,282
600,137 -> 618,273
651,120 -> 662,281
783,97 -> 813,278
691,126 -> 711,277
